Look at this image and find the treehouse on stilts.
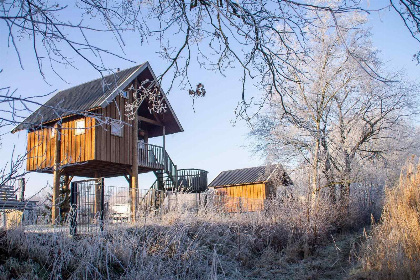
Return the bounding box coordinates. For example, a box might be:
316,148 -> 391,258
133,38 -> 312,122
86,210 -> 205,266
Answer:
12,62 -> 208,226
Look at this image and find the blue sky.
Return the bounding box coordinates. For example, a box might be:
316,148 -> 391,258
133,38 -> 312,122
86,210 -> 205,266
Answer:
1,2 -> 419,198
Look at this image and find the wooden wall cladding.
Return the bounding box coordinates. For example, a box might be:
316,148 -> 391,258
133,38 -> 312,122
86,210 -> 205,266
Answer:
94,86 -> 134,165
214,183 -> 268,212
26,117 -> 96,171
26,80 -> 136,172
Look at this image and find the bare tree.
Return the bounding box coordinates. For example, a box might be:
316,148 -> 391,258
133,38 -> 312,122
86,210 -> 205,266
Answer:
1,0 -> 419,196
391,0 -> 420,62
251,11 -> 418,209
2,1 -> 419,98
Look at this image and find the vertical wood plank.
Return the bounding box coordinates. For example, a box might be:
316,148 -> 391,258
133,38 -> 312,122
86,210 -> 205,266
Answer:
101,109 -> 107,161
262,183 -> 266,199
73,121 -> 78,163
38,129 -> 43,169
110,103 -> 115,163
115,97 -> 120,163
49,128 -> 55,168
85,118 -> 90,161
77,119 -> 81,162
93,116 -> 98,160
40,128 -> 45,169
60,122 -> 65,165
117,97 -> 122,164
80,119 -> 85,161
34,130 -> 38,169
34,130 -> 39,169
65,121 -> 70,165
26,132 -> 30,171
106,105 -> 111,162
46,128 -> 50,168
119,94 -> 125,164
26,132 -> 32,171
28,131 -> 33,171
94,115 -> 100,160
30,131 -> 34,171
70,120 -> 75,164
43,128 -> 48,168
91,117 -> 96,160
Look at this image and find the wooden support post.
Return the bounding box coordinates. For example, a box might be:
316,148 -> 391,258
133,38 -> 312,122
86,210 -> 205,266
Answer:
162,125 -> 166,151
130,83 -> 139,223
18,178 -> 25,202
163,125 -> 166,170
61,175 -> 72,219
52,124 -> 61,224
94,172 -> 101,215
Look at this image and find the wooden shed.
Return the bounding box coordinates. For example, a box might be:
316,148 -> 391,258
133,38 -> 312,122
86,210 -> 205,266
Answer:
208,166 -> 291,212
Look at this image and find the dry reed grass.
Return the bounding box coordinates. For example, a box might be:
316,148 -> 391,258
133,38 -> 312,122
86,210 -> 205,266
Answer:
360,161 -> 420,279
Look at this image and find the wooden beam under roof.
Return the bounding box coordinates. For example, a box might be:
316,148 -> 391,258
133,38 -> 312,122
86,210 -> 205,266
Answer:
138,116 -> 163,126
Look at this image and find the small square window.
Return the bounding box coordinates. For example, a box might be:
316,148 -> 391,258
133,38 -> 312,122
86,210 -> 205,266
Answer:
75,120 -> 85,135
120,90 -> 128,99
111,121 -> 123,137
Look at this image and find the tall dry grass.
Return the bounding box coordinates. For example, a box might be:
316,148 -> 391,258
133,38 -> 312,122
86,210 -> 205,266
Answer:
0,192 -> 375,279
361,162 -> 420,279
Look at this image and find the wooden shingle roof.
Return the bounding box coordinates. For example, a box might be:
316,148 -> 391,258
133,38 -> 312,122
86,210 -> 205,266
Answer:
12,62 -> 183,135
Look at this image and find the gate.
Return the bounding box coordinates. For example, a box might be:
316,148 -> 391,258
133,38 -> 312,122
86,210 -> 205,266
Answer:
70,179 -> 104,234
69,179 -> 133,235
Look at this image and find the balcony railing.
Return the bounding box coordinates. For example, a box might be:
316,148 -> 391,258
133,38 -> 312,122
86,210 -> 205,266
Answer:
177,169 -> 208,193
148,168 -> 208,193
138,143 -> 165,170
138,143 -> 177,180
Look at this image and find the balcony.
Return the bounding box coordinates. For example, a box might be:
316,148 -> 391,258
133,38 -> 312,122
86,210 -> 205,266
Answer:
138,143 -> 176,177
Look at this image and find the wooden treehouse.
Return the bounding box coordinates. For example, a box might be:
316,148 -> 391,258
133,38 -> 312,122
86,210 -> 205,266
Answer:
13,62 -> 208,224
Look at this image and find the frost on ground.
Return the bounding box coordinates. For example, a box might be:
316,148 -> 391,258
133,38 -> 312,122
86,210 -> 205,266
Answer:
0,198 -> 371,280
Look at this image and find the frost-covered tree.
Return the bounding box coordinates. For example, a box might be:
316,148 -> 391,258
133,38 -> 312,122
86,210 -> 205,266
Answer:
251,11 -> 419,209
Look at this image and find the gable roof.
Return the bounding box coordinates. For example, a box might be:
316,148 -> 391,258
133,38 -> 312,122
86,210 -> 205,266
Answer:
208,165 -> 292,187
12,62 -> 183,134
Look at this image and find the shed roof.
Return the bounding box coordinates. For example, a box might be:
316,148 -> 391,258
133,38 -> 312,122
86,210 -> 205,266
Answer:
12,62 -> 183,135
208,165 -> 291,187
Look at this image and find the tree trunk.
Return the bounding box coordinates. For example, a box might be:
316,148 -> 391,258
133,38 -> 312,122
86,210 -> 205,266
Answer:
321,131 -> 335,203
311,121 -> 321,208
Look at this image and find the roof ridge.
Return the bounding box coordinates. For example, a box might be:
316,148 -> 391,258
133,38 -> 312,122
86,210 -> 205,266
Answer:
220,166 -> 266,173
54,64 -> 142,95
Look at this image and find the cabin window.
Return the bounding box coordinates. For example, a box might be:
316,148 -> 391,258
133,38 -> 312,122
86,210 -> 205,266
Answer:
75,120 -> 85,135
120,90 -> 128,99
50,127 -> 55,138
111,121 -> 123,137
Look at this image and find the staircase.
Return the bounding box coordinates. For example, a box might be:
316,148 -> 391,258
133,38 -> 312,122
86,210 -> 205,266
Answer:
138,143 -> 208,209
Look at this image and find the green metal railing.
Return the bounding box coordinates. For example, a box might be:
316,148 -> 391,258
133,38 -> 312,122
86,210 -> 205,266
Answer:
176,169 -> 208,193
138,143 -> 208,210
138,143 -> 177,182
148,168 -> 208,193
